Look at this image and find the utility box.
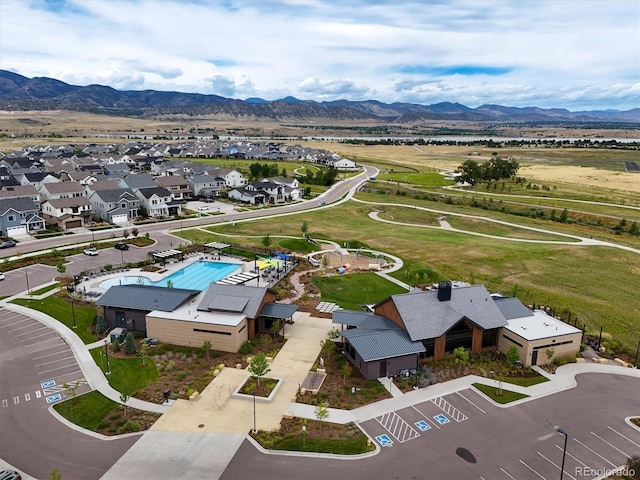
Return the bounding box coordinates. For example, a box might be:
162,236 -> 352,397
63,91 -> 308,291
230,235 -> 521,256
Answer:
110,327 -> 124,343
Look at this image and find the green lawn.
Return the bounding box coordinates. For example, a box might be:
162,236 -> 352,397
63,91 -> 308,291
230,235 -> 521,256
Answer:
11,296 -> 97,344
273,435 -> 373,454
30,283 -> 60,295
496,375 -> 549,387
313,272 -> 408,310
472,383 -> 529,404
53,390 -> 116,430
89,347 -> 157,395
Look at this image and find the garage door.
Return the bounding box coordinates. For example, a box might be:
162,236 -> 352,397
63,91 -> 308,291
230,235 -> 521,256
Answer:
65,219 -> 83,229
111,214 -> 128,224
7,225 -> 27,236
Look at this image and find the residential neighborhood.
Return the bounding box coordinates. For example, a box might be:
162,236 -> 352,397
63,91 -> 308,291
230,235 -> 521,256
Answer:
0,140 -> 360,236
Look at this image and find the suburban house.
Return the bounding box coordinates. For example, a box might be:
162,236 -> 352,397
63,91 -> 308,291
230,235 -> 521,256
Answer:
188,173 -> 225,198
0,197 -> 46,237
333,282 -> 581,379
0,185 -> 39,202
135,186 -> 181,218
227,186 -> 267,205
154,175 -> 191,202
37,181 -> 85,201
208,167 -> 246,188
40,197 -> 92,230
17,172 -> 60,190
87,188 -> 141,224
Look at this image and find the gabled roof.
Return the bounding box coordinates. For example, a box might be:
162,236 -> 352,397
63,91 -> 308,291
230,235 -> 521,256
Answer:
0,185 -> 38,199
90,188 -> 137,202
0,197 -> 39,215
333,310 -> 425,362
96,285 -> 200,311
197,284 -> 270,319
39,181 -> 84,194
155,176 -> 188,187
386,285 -> 508,341
259,303 -> 298,319
45,197 -> 90,208
493,297 -> 534,320
120,173 -> 156,189
137,186 -> 172,199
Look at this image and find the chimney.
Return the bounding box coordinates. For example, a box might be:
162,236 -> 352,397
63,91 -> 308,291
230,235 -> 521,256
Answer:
437,281 -> 452,302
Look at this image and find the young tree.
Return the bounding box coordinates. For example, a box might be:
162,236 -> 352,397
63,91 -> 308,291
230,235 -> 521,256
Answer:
139,340 -> 149,366
95,314 -> 108,336
56,262 -> 66,275
248,352 -> 271,386
262,233 -> 272,248
546,348 -> 555,363
300,220 -> 309,238
341,363 -> 352,385
560,208 -> 569,223
123,332 -> 137,355
506,346 -> 520,365
454,346 -> 469,365
314,402 -> 330,432
120,392 -> 130,417
123,229 -> 130,239
131,227 -> 139,237
202,339 -> 212,361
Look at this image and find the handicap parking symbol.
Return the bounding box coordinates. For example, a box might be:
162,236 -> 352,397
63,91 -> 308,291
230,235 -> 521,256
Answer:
434,414 -> 450,425
41,379 -> 56,389
375,434 -> 393,447
46,393 -> 62,404
415,420 -> 431,431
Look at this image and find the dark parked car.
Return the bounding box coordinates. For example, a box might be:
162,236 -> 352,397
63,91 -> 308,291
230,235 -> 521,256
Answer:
0,240 -> 17,248
114,242 -> 129,250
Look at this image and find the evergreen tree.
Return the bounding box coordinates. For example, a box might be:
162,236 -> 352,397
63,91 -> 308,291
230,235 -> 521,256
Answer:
123,332 -> 137,354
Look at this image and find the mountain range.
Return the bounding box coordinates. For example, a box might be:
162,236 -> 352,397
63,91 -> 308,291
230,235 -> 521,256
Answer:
1,70 -> 638,123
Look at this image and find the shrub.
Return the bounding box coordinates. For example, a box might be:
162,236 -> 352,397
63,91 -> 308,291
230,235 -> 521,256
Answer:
239,342 -> 254,354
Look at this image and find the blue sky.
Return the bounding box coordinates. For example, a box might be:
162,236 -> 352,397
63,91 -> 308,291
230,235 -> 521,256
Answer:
1,0 -> 639,110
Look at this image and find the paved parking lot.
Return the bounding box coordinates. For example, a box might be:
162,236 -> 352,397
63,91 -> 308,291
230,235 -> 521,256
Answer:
357,378 -> 640,480
0,309 -> 89,410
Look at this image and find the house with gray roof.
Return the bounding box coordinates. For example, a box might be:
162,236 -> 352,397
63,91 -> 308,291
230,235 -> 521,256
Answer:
135,186 -> 180,218
154,175 -> 191,202
40,197 -> 92,230
0,197 -> 45,237
188,173 -> 225,198
87,188 -> 140,224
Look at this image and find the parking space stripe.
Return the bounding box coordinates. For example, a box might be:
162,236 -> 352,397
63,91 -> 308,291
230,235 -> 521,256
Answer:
590,431 -> 629,458
554,444 -> 589,468
375,411 -> 420,443
500,467 -> 517,479
537,451 -> 576,480
456,391 -> 486,413
35,355 -> 74,367
15,326 -> 49,337
411,406 -> 440,429
519,459 -> 547,479
607,426 -> 640,448
22,331 -> 57,341
573,438 -> 616,467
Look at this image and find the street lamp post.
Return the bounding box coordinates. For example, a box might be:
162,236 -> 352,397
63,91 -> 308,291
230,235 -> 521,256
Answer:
252,391 -> 257,434
120,249 -> 124,268
104,339 -> 111,375
71,297 -> 77,329
557,427 -> 568,480
25,271 -> 31,295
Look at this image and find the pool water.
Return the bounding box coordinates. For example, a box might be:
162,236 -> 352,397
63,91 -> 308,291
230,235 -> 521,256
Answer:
100,261 -> 241,291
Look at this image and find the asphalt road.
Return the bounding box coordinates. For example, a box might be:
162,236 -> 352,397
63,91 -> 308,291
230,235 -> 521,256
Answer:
0,309 -> 138,480
220,373 -> 640,480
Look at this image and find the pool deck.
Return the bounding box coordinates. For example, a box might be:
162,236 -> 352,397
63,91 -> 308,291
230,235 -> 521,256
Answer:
76,253 -> 292,299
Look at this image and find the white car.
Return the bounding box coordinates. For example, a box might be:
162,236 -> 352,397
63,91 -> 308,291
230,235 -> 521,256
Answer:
83,248 -> 99,256
0,272 -> 5,281
197,205 -> 209,211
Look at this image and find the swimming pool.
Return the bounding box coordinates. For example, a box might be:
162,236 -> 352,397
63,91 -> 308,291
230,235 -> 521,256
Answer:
100,261 -> 241,291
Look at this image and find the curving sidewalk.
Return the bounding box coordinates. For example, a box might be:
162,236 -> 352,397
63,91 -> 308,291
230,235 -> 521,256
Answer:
2,300 -> 168,414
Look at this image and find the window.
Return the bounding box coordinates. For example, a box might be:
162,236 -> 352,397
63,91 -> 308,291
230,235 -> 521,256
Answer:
8,215 -> 15,221
502,334 -> 523,347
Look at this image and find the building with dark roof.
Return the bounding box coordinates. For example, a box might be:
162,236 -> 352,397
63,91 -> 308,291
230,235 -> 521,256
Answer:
96,285 -> 201,331
333,282 -> 581,378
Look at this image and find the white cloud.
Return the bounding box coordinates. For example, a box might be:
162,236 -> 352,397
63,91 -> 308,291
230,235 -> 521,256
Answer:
0,0 -> 638,110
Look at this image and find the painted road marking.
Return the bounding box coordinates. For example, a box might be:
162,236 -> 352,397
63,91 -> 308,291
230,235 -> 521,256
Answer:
607,425 -> 640,448
45,393 -> 62,404
591,431 -> 630,458
537,451 -> 577,480
415,420 -> 431,432
573,437 -> 616,467
35,391 -> 41,399
24,393 -> 30,402
434,414 -> 450,425
41,379 -> 56,389
456,391 -> 486,413
375,411 -> 420,443
13,396 -> 19,405
500,467 -> 517,480
519,459 -> 547,479
554,444 -> 590,468
431,396 -> 468,422
375,434 -> 393,447
2,399 -> 8,408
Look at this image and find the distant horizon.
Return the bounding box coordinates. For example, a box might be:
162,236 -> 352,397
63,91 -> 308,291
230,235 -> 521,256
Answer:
1,1 -> 638,111
2,69 -> 637,115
